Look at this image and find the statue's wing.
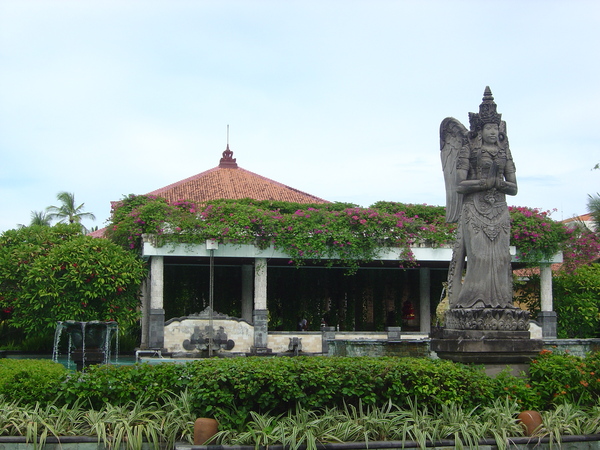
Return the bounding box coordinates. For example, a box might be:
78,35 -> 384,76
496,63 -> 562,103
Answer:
440,117 -> 468,223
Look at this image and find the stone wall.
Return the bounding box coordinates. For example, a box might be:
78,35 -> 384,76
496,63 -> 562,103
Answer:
543,339 -> 600,357
163,316 -> 432,357
164,316 -> 254,354
327,339 -> 430,357
333,332 -> 388,341
164,318 -> 326,354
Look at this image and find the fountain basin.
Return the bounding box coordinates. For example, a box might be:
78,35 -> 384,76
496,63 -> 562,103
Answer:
52,321 -> 119,370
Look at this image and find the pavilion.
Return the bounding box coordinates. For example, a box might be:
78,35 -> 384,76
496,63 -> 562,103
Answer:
133,145 -> 559,354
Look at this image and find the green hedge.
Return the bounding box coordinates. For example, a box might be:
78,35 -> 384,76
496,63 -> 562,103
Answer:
5,352 -> 600,426
0,359 -> 66,404
55,357 -> 497,428
91,357 -> 492,407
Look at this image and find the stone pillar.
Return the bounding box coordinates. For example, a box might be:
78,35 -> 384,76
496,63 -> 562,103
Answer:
149,256 -> 165,349
139,278 -> 150,349
241,265 -> 254,323
253,309 -> 269,351
254,258 -> 267,310
538,263 -> 557,338
252,258 -> 271,353
540,263 -> 553,311
419,267 -> 431,334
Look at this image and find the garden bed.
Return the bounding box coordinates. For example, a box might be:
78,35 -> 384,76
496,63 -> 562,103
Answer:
3,353 -> 600,450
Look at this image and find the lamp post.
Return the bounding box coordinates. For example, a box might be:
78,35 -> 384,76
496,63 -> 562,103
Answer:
206,239 -> 218,356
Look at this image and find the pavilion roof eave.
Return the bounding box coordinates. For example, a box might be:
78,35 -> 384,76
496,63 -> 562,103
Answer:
142,241 -> 563,264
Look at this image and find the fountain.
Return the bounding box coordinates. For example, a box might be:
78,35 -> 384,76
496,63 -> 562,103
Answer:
52,321 -> 119,370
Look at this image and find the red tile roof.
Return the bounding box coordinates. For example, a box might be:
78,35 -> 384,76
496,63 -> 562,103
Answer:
562,213 -> 593,224
145,146 -> 329,205
88,228 -> 107,238
90,147 -> 328,238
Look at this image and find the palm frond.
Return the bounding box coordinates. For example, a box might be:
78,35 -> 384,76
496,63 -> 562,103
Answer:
587,193 -> 600,231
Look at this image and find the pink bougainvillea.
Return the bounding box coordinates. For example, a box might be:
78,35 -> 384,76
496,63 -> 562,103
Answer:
106,197 -> 594,272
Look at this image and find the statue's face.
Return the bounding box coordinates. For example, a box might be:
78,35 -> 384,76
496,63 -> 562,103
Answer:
482,123 -> 499,145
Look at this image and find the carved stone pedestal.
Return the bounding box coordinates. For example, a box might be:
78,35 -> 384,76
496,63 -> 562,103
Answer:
444,307 -> 531,332
431,308 -> 543,375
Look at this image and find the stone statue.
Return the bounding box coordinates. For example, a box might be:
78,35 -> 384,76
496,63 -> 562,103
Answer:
440,87 -> 528,331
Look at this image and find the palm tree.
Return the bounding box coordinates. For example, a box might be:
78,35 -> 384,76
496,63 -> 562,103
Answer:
30,210 -> 51,226
46,191 -> 96,231
587,193 -> 600,232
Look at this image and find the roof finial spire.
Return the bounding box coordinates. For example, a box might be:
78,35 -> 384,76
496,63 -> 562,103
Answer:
219,125 -> 238,168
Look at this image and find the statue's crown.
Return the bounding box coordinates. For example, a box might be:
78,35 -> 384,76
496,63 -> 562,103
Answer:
468,86 -> 502,132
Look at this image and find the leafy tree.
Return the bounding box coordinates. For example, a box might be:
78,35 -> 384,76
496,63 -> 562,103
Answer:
0,224 -> 81,312
553,263 -> 600,338
521,263 -> 600,339
46,191 -> 96,231
0,225 -> 146,338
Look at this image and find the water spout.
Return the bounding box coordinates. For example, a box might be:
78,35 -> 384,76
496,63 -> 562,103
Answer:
52,321 -> 119,371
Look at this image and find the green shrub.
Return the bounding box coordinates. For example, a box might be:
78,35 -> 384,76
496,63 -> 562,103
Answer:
491,350 -> 600,411
56,357 -> 497,427
492,369 -> 545,411
186,357 -> 496,429
59,362 -> 185,408
10,352 -> 600,423
528,349 -> 600,408
0,359 -> 66,404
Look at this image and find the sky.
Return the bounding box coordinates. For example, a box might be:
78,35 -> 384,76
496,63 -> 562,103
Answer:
0,0 -> 598,233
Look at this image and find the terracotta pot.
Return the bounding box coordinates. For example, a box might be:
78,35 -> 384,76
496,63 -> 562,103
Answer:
194,418 -> 219,445
517,410 -> 543,436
